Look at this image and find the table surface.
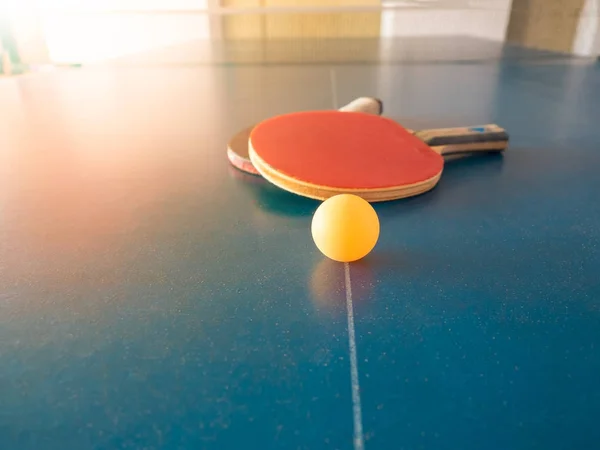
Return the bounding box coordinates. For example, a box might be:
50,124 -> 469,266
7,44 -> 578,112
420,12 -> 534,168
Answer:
1,35 -> 600,450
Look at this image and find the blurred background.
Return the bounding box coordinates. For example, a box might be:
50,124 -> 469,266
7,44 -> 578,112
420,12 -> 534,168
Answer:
1,0 -> 599,74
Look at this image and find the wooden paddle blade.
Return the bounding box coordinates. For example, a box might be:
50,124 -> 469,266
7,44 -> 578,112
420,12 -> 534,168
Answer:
414,124 -> 508,155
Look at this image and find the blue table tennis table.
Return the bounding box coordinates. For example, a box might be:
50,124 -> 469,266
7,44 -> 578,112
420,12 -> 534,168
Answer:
1,34 -> 599,450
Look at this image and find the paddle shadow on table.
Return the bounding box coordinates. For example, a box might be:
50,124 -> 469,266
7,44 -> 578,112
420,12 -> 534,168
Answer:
373,151 -> 505,218
228,165 -> 319,217
229,151 -> 505,219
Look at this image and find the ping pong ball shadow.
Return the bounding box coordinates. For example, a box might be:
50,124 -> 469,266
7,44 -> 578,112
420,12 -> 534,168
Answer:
309,257 -> 374,318
228,165 -> 317,217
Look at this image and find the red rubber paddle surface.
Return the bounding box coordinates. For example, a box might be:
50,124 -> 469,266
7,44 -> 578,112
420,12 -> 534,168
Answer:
249,111 -> 444,189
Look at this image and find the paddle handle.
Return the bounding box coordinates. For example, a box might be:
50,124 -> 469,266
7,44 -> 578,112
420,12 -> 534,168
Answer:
339,97 -> 383,116
414,124 -> 508,155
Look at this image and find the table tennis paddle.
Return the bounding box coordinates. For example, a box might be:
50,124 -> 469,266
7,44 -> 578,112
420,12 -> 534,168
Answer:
227,97 -> 383,175
248,111 -> 508,202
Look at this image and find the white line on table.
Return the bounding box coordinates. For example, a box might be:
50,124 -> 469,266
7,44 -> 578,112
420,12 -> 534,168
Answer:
345,262 -> 365,450
329,70 -> 365,450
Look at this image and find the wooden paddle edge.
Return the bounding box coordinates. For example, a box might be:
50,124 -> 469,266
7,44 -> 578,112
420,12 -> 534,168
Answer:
248,144 -> 442,202
227,148 -> 259,175
227,126 -> 260,175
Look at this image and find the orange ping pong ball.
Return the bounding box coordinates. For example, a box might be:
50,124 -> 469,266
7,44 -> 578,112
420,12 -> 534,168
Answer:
311,194 -> 380,262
